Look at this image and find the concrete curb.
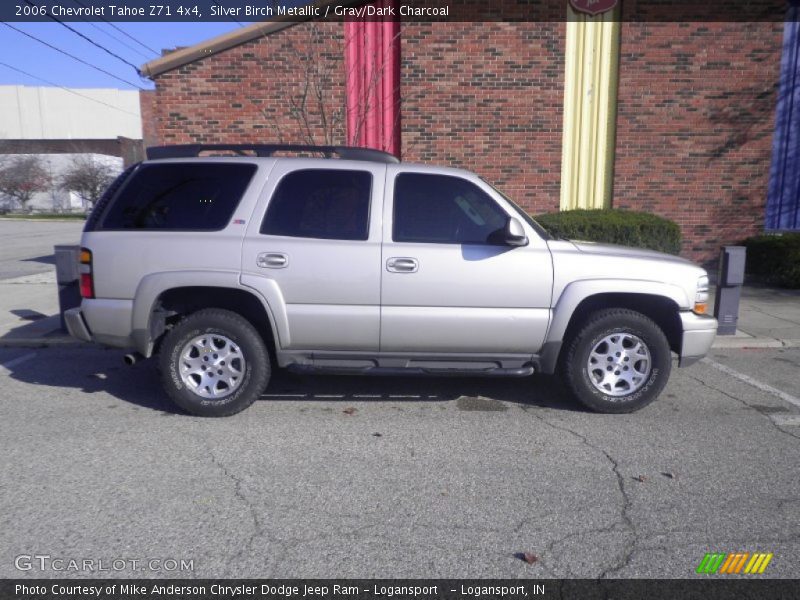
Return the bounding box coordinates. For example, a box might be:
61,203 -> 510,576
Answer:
712,337 -> 800,349
0,217 -> 86,223
0,337 -> 87,347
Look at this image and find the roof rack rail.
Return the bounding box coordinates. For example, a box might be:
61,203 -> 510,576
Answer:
145,144 -> 400,164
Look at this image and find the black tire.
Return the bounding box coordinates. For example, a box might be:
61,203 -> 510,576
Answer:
560,309 -> 671,414
159,308 -> 270,417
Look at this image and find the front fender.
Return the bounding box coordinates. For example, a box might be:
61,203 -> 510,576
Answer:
536,279 -> 688,375
545,279 -> 689,344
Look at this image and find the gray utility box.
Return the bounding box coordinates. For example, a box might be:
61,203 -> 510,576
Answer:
714,246 -> 746,335
54,245 -> 81,332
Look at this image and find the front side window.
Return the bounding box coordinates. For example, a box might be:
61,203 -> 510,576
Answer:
260,169 -> 372,241
393,173 -> 508,244
101,163 -> 256,230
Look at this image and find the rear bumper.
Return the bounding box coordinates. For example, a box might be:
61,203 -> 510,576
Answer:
64,299 -> 136,350
64,307 -> 92,342
679,311 -> 717,367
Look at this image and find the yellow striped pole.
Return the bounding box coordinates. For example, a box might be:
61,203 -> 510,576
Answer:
560,3 -> 621,211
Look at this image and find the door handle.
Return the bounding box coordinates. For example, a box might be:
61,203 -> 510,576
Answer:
257,252 -> 288,269
386,257 -> 418,273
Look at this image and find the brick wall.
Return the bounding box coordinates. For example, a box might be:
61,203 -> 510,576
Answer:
615,21 -> 784,264
400,22 -> 565,214
138,90 -> 158,150
144,22 -> 346,147
145,19 -> 784,263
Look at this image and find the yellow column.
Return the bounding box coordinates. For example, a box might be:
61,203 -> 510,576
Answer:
560,4 -> 621,210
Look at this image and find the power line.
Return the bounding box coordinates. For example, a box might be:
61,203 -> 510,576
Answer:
71,0 -> 159,57
65,3 -> 154,62
0,62 -> 143,117
1,22 -> 144,89
103,23 -> 159,57
83,21 -> 153,61
25,0 -> 144,75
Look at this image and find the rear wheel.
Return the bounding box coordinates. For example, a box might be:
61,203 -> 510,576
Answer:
560,309 -> 671,413
159,308 -> 270,417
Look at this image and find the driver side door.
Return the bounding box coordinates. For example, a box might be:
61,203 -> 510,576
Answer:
379,168 -> 553,354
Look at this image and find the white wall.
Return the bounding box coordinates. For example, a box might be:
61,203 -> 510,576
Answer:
0,85 -> 141,140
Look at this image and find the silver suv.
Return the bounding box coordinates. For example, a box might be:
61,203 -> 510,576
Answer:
65,144 -> 717,416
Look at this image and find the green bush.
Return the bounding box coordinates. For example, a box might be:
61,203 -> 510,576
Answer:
743,233 -> 800,289
534,209 -> 682,255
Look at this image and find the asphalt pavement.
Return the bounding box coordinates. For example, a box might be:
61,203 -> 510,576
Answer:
0,219 -> 798,579
0,219 -> 84,280
0,344 -> 798,578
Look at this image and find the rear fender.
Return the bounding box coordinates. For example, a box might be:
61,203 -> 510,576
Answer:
130,271 -> 285,356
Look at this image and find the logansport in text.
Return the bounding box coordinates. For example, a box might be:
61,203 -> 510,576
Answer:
15,583 -> 545,598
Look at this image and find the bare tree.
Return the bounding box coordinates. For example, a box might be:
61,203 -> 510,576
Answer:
59,155 -> 118,211
0,155 -> 51,212
248,23 -> 345,147
249,22 -> 403,151
288,24 -> 344,146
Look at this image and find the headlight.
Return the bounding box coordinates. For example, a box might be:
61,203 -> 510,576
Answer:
694,274 -> 709,314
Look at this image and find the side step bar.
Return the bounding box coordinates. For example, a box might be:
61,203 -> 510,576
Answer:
286,365 -> 535,377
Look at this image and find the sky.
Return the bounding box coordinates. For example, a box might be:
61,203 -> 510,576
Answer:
0,22 -> 250,91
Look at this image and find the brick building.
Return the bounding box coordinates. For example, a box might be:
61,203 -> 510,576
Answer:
139,1 -> 798,264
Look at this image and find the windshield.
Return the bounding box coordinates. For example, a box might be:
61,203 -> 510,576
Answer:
482,179 -> 553,241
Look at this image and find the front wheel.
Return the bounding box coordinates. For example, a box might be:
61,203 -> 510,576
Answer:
159,308 -> 270,417
560,309 -> 672,413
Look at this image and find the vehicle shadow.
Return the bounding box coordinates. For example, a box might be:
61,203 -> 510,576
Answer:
3,347 -> 176,413
0,315 -> 64,342
4,346 -> 581,415
21,254 -> 56,266
263,370 -> 580,412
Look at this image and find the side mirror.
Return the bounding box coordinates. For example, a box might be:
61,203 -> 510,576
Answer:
505,217 -> 528,247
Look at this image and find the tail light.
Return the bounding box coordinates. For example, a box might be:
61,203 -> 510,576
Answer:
79,248 -> 94,299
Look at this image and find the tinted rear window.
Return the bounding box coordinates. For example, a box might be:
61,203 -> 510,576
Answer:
260,169 -> 372,241
100,163 -> 256,230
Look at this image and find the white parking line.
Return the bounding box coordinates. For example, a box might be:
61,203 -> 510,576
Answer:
0,351 -> 37,374
701,358 -> 800,409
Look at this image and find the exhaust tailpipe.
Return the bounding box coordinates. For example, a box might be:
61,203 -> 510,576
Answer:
123,352 -> 144,366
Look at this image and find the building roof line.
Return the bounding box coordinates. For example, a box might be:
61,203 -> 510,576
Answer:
139,0 -> 360,78
139,20 -> 297,78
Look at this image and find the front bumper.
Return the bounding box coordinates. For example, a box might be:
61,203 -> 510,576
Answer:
679,311 -> 717,367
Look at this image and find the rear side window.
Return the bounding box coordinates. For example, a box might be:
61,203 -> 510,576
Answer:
84,163 -> 139,232
100,163 -> 256,230
260,169 -> 371,241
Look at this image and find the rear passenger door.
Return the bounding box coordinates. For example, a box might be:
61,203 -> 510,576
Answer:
241,162 -> 384,351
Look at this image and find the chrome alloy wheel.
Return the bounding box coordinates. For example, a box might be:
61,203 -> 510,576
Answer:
587,333 -> 652,397
178,334 -> 246,399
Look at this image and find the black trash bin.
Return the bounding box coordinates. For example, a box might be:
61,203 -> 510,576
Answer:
54,245 -> 81,332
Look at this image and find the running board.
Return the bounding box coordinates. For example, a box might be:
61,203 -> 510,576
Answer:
286,365 -> 535,377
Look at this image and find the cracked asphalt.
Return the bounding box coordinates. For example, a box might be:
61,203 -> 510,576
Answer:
0,344 -> 798,579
